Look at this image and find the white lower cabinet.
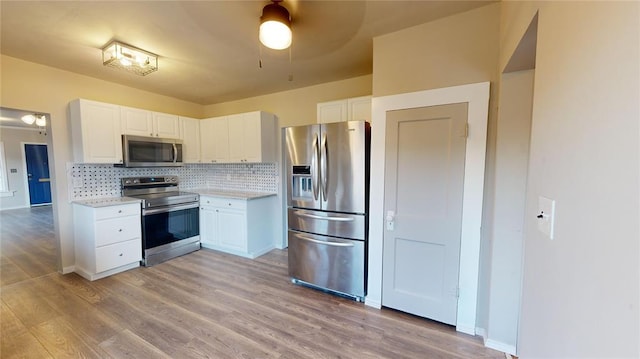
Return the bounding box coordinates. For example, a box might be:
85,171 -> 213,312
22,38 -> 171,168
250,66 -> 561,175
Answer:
199,195 -> 274,259
74,202 -> 142,280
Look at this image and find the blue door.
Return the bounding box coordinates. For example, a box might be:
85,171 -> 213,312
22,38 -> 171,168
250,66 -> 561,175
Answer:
25,144 -> 52,206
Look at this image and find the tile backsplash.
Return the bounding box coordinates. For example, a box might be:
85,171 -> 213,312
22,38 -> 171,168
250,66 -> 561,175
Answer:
68,163 -> 278,201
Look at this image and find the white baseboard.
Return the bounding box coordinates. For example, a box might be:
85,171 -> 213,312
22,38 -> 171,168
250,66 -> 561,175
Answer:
61,265 -> 75,274
455,324 -> 475,335
476,326 -> 487,340
0,204 -> 29,211
485,339 -> 516,356
364,297 -> 381,309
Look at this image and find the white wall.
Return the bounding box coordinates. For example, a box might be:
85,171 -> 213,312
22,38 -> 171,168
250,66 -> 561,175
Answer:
507,2 -> 640,357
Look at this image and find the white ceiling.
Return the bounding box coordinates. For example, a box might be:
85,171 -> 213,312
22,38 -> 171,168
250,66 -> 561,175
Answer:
1,1 -> 493,105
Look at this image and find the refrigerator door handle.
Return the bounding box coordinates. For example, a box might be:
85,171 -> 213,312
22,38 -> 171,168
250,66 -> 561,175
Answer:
294,210 -> 355,222
320,133 -> 328,201
311,134 -> 320,201
294,233 -> 355,247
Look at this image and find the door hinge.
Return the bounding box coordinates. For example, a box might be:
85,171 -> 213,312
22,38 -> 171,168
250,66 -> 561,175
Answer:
456,287 -> 460,298
463,123 -> 469,138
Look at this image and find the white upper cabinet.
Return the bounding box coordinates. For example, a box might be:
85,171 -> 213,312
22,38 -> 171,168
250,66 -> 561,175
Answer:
227,111 -> 277,163
70,99 -> 123,164
347,96 -> 372,122
317,95 -> 371,123
200,116 -> 230,163
152,112 -> 181,139
317,100 -> 347,124
121,106 -> 180,139
180,116 -> 201,163
120,106 -> 152,136
70,98 -> 278,165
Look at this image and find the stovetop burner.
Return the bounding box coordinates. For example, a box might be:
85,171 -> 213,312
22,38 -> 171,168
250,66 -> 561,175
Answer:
121,176 -> 199,209
129,191 -> 199,209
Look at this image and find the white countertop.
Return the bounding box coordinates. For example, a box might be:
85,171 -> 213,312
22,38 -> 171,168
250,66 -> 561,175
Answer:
189,188 -> 276,200
73,196 -> 141,208
73,190 -> 275,207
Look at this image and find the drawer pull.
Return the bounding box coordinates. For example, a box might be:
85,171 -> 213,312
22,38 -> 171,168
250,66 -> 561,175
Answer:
228,203 -> 232,206
119,253 -> 123,257
118,229 -> 123,232
118,210 -> 122,213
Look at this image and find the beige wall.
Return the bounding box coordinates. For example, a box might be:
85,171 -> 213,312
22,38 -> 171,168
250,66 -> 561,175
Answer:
485,69 -> 534,351
502,2 -> 639,357
0,55 -> 203,271
203,75 -> 372,128
372,3 -> 499,98
0,127 -> 48,210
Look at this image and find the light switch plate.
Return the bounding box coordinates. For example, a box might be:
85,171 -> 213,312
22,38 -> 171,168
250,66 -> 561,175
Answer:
537,196 -> 556,239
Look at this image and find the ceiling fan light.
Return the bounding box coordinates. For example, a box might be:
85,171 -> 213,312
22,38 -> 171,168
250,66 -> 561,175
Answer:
21,114 -> 36,125
260,3 -> 292,50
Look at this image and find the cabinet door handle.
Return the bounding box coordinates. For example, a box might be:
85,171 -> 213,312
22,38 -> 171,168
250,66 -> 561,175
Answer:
118,210 -> 122,213
119,253 -> 123,257
118,229 -> 123,232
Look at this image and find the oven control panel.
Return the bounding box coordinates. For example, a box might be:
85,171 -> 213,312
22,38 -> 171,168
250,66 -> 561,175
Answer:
122,176 -> 178,187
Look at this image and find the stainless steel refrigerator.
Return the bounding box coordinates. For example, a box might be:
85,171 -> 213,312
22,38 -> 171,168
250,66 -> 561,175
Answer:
285,121 -> 370,301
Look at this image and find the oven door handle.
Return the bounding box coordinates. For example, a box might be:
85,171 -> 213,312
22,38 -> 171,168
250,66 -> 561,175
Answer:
143,202 -> 199,216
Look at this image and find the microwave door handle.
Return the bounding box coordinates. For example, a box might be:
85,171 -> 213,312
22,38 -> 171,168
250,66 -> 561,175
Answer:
172,143 -> 177,163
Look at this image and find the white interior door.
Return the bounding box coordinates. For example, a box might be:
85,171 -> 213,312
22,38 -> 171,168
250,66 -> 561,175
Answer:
382,103 -> 468,325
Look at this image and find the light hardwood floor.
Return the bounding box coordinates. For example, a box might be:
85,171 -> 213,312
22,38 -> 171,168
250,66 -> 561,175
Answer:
1,206 -> 504,358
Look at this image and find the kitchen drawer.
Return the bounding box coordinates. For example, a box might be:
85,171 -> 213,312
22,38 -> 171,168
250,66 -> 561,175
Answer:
200,197 -> 247,210
94,203 -> 140,220
95,238 -> 141,273
95,215 -> 141,247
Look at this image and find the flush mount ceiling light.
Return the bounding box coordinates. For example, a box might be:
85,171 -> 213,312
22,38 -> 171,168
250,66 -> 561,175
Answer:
21,114 -> 46,127
21,114 -> 36,125
102,41 -> 158,76
259,0 -> 292,50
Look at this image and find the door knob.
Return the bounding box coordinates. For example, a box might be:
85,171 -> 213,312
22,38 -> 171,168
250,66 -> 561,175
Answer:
386,210 -> 395,231
385,210 -> 395,222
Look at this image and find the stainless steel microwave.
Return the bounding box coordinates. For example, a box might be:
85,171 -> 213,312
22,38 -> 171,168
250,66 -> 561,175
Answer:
121,135 -> 183,167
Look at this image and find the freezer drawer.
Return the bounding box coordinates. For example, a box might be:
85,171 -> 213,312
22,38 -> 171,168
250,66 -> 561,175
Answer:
288,208 -> 366,240
288,230 -> 365,298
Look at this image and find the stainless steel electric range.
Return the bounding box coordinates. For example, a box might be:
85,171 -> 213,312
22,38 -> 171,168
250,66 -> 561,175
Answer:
122,176 -> 200,266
